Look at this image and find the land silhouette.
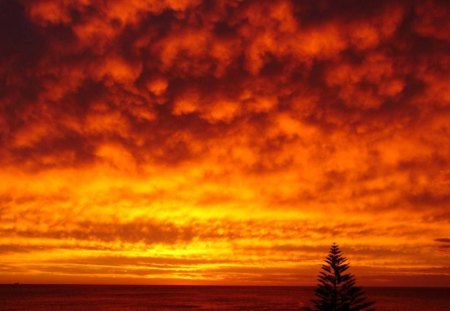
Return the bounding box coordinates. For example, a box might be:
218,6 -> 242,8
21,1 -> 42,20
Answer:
302,243 -> 375,311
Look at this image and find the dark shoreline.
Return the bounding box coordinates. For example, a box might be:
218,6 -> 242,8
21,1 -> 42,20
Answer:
1,285 -> 449,311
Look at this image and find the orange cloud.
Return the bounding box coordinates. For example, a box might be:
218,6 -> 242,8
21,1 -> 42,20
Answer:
0,0 -> 449,286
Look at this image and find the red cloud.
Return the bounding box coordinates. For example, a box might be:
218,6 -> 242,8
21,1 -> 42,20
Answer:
0,0 -> 449,285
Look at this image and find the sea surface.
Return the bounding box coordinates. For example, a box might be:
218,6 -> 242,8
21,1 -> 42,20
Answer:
1,285 -> 449,311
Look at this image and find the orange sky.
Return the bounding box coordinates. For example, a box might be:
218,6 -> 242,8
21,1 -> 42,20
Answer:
0,0 -> 449,286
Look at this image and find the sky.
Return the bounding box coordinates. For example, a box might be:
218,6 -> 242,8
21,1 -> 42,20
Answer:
0,0 -> 449,286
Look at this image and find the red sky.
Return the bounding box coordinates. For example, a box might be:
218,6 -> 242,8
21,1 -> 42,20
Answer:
0,0 -> 449,286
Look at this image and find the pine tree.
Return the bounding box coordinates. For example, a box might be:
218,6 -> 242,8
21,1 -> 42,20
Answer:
310,243 -> 375,311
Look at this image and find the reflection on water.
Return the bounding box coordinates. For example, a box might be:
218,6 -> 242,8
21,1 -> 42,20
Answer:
1,285 -> 449,311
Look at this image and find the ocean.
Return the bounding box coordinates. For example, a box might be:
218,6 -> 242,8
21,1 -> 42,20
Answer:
1,285 -> 449,311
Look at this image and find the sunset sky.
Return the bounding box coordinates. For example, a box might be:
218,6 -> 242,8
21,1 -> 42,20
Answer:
0,0 -> 449,286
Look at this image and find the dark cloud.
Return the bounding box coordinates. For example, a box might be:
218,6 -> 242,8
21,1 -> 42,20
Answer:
435,238 -> 450,243
0,0 -> 447,170
434,238 -> 450,254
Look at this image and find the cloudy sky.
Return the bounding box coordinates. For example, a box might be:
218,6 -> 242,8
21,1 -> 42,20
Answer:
0,0 -> 449,286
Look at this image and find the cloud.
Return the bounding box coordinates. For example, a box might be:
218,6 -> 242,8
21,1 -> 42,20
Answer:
0,0 -> 448,285
434,238 -> 450,254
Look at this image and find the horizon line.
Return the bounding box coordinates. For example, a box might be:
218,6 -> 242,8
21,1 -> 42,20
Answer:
2,283 -> 450,289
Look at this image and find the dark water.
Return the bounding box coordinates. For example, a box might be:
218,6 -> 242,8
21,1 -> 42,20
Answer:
1,285 -> 449,311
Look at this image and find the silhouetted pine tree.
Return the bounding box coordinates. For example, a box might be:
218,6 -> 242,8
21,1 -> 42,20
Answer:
309,243 -> 375,311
